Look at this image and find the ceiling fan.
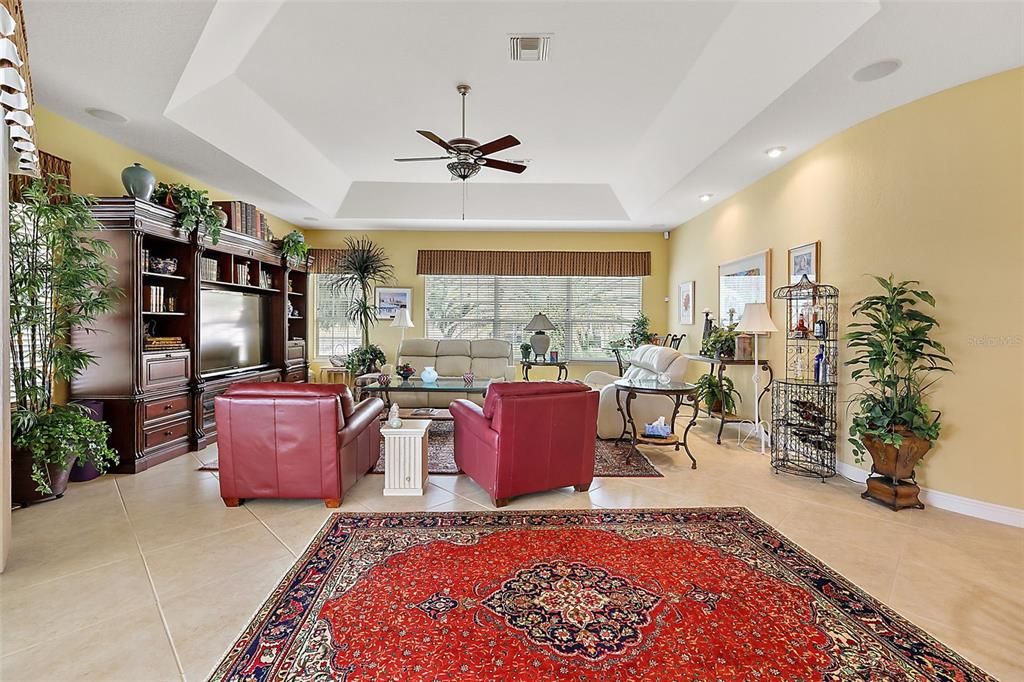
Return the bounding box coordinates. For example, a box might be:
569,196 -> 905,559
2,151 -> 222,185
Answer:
395,84 -> 527,180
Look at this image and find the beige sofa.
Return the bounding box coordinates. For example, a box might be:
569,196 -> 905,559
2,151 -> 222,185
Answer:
584,345 -> 689,439
384,338 -> 515,408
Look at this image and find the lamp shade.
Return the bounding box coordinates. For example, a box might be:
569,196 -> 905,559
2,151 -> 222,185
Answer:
390,305 -> 414,329
524,313 -> 555,332
735,302 -> 778,334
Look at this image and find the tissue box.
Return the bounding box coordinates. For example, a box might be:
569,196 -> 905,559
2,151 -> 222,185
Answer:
644,423 -> 672,438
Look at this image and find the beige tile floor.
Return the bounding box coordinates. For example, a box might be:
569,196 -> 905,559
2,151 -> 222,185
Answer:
1,421 -> 1022,681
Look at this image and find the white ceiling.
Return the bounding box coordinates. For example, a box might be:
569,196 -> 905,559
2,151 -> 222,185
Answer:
25,1 -> 1024,231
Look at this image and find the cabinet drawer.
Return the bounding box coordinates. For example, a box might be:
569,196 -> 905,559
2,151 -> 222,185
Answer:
144,395 -> 190,423
144,419 -> 190,450
286,341 -> 306,363
285,368 -> 306,383
142,351 -> 190,391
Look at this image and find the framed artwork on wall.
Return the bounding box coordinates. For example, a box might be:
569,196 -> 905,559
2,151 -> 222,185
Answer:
375,287 -> 412,320
788,241 -> 820,284
719,249 -> 771,326
678,281 -> 695,325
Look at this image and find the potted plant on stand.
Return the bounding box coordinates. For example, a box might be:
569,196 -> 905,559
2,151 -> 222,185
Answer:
519,343 -> 532,362
846,275 -> 952,510
151,182 -> 223,244
9,176 -> 121,504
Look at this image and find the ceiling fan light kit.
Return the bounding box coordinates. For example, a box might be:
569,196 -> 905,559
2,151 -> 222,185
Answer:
395,83 -> 527,181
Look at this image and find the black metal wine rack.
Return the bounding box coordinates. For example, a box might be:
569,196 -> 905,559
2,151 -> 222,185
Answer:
771,275 -> 839,480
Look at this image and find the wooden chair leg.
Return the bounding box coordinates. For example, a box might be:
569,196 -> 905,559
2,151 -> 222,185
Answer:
493,497 -> 511,508
222,497 -> 241,507
324,498 -> 342,508
574,483 -> 591,492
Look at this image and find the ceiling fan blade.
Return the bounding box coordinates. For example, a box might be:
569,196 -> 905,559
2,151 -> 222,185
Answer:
473,134 -> 520,157
478,158 -> 527,174
394,156 -> 450,162
417,130 -> 456,152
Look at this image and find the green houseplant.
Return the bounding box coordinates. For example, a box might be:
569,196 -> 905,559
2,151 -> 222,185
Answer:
519,343 -> 532,361
845,275 -> 952,510
700,324 -> 738,358
151,182 -> 222,244
693,373 -> 742,415
280,229 -> 308,260
9,175 -> 121,500
627,311 -> 656,347
328,237 -> 395,362
346,344 -> 387,375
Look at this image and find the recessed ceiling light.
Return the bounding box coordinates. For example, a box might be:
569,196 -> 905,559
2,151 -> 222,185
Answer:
852,59 -> 902,83
765,146 -> 786,159
699,193 -> 713,202
85,107 -> 128,124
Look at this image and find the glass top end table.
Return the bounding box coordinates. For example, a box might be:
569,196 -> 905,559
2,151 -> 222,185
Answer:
612,378 -> 699,469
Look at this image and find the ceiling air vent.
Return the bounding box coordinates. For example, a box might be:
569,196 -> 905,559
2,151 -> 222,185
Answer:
509,34 -> 551,62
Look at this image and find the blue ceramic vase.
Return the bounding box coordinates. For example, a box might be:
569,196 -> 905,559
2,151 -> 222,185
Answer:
121,162 -> 155,201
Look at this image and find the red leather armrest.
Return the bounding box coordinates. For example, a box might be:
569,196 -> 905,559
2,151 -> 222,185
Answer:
451,399 -> 498,448
340,397 -> 384,446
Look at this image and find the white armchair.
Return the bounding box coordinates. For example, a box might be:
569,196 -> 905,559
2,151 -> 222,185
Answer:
584,345 -> 689,439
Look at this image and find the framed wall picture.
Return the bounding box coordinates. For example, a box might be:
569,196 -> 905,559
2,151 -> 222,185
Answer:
719,249 -> 771,326
375,287 -> 412,320
788,241 -> 820,284
678,281 -> 695,325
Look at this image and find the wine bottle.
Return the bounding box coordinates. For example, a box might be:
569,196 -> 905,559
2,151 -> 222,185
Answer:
814,344 -> 824,384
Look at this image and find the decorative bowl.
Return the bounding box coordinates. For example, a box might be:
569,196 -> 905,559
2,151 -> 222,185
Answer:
463,372 -> 475,386
377,373 -> 391,387
329,355 -> 346,368
149,257 -> 178,275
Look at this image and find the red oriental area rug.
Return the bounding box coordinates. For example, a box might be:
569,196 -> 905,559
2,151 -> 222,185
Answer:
209,509 -> 993,681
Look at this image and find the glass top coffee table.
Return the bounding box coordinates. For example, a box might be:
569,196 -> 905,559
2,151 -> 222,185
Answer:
362,378 -> 492,408
613,378 -> 699,469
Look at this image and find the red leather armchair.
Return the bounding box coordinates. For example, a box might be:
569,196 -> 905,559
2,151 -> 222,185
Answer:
450,381 -> 598,507
215,383 -> 384,508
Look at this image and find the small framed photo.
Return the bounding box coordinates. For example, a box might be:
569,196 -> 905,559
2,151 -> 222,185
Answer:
789,241 -> 820,284
374,287 -> 412,320
678,281 -> 695,325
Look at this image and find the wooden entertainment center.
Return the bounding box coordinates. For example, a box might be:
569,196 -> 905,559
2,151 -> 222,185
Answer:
70,198 -> 309,473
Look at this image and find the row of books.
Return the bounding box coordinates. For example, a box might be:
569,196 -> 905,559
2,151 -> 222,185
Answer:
235,263 -> 251,285
144,335 -> 187,352
200,257 -> 219,281
143,285 -> 177,313
212,201 -> 270,240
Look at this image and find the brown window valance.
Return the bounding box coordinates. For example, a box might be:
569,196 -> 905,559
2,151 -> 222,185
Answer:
309,248 -> 348,274
416,250 -> 651,277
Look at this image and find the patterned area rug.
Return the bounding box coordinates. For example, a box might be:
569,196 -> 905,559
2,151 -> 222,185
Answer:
374,421 -> 662,477
210,509 -> 993,682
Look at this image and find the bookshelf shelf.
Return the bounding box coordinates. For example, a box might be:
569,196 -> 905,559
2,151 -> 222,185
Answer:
142,271 -> 187,281
143,311 -> 187,316
200,279 -> 280,295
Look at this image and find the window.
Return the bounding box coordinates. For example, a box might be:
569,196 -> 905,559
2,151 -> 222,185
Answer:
424,275 -> 643,361
313,275 -> 360,358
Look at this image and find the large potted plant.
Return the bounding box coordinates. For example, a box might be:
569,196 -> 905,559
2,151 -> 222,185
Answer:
700,324 -> 738,359
9,176 -> 121,504
328,236 -> 394,372
627,311 -> 656,347
845,275 -> 952,510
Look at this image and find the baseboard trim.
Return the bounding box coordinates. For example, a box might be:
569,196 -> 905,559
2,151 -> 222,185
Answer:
835,462 -> 1024,528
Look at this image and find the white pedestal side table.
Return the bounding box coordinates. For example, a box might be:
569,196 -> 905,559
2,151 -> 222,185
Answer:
381,419 -> 430,496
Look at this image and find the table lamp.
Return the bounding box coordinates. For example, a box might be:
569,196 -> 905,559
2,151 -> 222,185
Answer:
390,305 -> 414,364
524,313 -> 555,361
735,302 -> 778,453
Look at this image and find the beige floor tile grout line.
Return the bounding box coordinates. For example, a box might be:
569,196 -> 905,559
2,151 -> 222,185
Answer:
114,477 -> 193,682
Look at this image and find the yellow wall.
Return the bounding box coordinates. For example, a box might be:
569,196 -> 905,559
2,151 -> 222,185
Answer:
665,68 -> 1024,508
32,106 -> 299,238
303,230 -> 670,381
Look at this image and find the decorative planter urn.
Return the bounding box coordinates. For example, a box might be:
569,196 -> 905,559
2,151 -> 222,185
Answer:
11,448 -> 75,506
121,162 -> 155,201
861,426 -> 932,510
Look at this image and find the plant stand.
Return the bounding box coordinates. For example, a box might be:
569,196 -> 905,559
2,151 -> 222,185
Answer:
770,276 -> 839,481
863,476 -> 925,511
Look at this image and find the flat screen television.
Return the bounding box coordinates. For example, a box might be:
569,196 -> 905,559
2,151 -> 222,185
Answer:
200,290 -> 268,375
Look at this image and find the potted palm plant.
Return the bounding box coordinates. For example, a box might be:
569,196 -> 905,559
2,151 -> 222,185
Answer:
845,275 -> 952,510
328,237 -> 394,373
9,175 -> 121,504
